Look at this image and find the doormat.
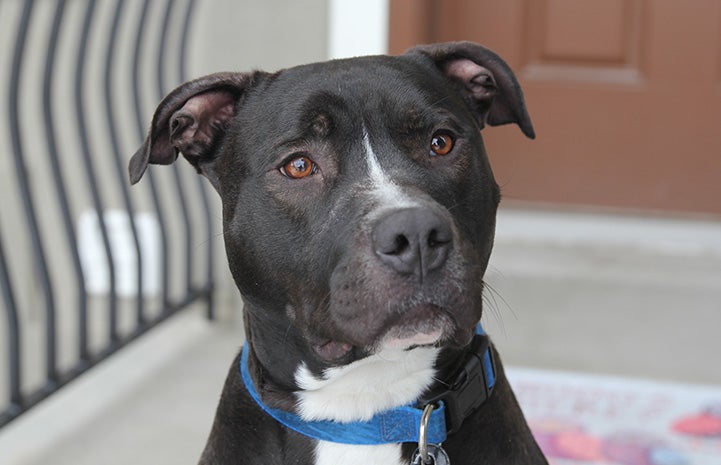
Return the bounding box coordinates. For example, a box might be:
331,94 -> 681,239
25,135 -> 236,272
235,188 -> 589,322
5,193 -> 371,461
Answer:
507,369 -> 721,465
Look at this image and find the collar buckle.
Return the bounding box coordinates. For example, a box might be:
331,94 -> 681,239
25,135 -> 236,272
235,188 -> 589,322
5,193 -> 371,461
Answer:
425,331 -> 496,434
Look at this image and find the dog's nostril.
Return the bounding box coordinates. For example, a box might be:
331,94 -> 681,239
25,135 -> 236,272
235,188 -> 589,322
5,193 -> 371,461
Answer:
392,235 -> 410,255
427,229 -> 450,248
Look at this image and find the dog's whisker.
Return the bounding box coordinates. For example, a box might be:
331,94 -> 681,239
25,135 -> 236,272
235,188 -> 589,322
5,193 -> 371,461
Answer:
445,201 -> 462,213
482,281 -> 518,341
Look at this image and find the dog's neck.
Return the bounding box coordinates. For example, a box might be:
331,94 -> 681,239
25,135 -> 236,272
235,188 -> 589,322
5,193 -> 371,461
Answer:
243,318 -> 442,416
244,313 -> 495,433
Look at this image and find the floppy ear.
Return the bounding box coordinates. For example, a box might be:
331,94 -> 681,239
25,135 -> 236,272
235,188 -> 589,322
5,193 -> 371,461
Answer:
408,41 -> 535,139
128,72 -> 259,189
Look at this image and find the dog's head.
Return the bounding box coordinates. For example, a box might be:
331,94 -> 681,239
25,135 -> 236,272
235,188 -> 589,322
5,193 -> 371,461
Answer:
130,42 -> 533,373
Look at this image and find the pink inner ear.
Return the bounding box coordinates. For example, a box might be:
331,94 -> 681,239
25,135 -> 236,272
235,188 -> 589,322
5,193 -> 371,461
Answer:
444,58 -> 485,81
171,90 -> 236,158
443,59 -> 497,99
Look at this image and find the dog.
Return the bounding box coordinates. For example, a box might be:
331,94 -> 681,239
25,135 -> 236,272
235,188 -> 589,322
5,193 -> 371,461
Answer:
129,41 -> 547,465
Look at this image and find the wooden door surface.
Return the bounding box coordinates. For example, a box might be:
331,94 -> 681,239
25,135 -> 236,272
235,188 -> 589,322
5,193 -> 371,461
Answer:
390,0 -> 721,216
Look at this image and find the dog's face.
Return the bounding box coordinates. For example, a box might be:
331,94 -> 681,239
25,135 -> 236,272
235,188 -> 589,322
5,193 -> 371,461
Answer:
222,56 -> 500,360
130,42 -> 533,372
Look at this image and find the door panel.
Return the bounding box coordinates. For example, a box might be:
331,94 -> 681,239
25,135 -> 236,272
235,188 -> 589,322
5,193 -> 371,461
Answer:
390,0 -> 721,216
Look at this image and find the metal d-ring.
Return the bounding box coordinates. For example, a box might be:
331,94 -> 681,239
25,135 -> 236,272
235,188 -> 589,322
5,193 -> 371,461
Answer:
418,404 -> 435,464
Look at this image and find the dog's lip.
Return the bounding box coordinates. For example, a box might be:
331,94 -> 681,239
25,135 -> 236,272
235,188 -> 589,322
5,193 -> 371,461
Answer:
312,339 -> 354,362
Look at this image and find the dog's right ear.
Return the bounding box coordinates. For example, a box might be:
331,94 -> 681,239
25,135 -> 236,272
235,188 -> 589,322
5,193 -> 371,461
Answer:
129,72 -> 259,190
408,42 -> 535,139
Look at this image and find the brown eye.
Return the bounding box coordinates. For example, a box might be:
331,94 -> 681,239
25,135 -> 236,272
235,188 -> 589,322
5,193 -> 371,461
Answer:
281,155 -> 317,179
430,132 -> 454,156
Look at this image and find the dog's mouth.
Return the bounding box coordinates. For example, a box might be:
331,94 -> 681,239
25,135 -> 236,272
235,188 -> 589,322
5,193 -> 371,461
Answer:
312,303 -> 452,362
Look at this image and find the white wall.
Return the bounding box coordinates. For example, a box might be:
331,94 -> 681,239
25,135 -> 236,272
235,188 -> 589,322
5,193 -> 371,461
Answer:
328,0 -> 389,59
189,0 -> 330,74
188,0 -> 390,75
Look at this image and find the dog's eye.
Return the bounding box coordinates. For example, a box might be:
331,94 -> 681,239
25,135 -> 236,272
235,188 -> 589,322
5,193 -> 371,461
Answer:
280,155 -> 317,179
430,132 -> 455,156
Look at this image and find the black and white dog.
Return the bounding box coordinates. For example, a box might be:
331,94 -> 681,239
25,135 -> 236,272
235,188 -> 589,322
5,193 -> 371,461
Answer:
130,41 -> 547,465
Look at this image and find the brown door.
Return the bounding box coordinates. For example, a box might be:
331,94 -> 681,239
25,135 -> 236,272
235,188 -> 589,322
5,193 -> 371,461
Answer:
390,0 -> 721,216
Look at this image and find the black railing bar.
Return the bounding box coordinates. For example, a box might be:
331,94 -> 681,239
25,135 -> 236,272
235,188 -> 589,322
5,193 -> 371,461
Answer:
74,0 -> 120,344
104,0 -> 146,326
157,0 -> 174,97
157,0 -> 195,294
41,0 -> 91,363
0,285 -> 214,429
0,230 -> 23,414
131,0 -> 170,308
8,0 -> 59,384
179,0 -> 215,319
178,0 -> 195,84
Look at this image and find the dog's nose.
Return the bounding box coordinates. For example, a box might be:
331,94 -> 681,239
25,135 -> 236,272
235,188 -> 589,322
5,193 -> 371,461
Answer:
372,208 -> 452,280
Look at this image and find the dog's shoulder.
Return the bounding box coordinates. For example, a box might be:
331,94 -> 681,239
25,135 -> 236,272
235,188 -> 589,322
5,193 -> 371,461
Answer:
198,352 -> 315,465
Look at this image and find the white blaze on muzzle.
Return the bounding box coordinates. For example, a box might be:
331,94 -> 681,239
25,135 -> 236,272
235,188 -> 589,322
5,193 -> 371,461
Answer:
363,129 -> 420,212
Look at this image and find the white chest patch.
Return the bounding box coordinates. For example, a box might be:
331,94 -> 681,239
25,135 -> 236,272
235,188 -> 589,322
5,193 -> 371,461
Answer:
294,347 -> 438,465
295,347 -> 439,422
314,441 -> 404,465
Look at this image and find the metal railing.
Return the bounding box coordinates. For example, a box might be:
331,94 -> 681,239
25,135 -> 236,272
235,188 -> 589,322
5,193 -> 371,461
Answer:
0,0 -> 215,428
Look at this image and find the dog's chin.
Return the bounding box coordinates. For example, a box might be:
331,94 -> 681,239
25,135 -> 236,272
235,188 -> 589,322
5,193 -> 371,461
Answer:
312,325 -> 446,362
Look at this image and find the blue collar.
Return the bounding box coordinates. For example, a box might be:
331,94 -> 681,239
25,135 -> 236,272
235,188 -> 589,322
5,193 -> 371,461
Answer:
239,324 -> 495,446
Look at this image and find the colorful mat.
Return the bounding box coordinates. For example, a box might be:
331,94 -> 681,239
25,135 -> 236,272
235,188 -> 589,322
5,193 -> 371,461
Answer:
507,369 -> 721,465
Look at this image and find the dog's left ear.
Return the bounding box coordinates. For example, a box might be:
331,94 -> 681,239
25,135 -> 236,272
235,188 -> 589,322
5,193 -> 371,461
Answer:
129,71 -> 260,189
408,41 -> 535,139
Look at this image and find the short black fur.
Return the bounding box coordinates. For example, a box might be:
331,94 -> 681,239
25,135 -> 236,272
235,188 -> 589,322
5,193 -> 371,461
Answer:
130,42 -> 547,465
